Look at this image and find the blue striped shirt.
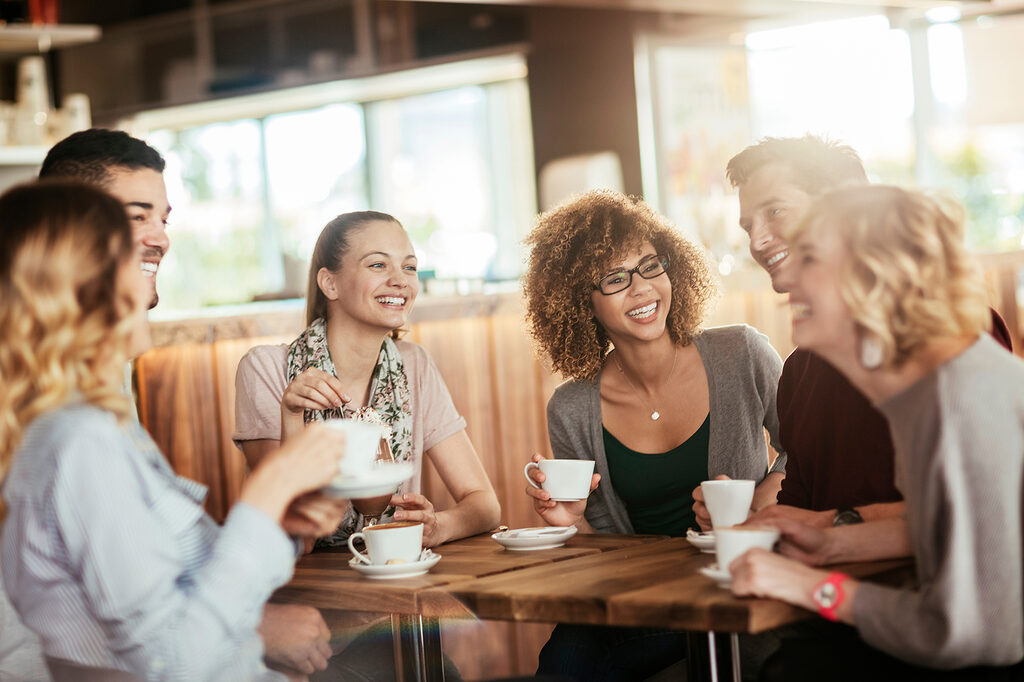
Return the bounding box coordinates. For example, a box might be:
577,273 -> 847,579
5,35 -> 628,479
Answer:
2,404 -> 294,681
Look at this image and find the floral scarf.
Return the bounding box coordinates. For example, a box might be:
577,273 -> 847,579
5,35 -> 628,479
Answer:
286,317 -> 413,545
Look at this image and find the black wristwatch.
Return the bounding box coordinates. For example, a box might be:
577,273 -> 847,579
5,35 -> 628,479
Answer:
832,506 -> 864,526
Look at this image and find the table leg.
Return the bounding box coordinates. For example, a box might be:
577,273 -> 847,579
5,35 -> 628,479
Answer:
707,631 -> 718,682
730,632 -> 741,682
392,613 -> 447,682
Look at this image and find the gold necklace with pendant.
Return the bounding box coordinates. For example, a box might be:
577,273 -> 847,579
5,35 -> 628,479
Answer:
612,345 -> 678,421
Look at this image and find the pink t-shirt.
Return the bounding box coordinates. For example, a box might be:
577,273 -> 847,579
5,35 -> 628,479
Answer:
232,340 -> 466,495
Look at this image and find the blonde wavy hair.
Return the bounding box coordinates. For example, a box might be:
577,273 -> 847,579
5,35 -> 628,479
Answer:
523,190 -> 718,381
789,185 -> 989,369
0,182 -> 137,512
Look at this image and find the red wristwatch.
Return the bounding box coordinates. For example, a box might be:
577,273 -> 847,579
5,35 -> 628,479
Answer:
812,572 -> 850,621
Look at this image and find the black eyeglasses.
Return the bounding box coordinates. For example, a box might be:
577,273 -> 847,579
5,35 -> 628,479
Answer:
594,255 -> 669,295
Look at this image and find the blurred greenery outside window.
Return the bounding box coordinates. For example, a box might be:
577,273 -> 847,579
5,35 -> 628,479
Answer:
639,12 -> 1024,273
143,74 -> 535,313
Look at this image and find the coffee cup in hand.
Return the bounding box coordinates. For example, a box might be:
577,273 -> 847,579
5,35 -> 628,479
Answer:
524,459 -> 595,501
348,521 -> 424,565
714,526 -> 780,576
700,479 -> 755,528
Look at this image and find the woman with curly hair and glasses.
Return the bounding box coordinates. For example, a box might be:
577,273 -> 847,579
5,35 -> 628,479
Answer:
728,186 -> 1024,681
522,190 -> 787,681
0,182 -> 347,680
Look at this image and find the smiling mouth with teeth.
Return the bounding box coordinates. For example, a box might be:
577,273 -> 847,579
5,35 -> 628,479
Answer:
140,262 -> 158,277
790,302 -> 811,320
376,296 -> 406,306
765,251 -> 788,268
627,302 -> 657,318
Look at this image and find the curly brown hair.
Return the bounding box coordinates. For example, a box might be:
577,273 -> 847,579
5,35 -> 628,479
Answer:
523,190 -> 718,381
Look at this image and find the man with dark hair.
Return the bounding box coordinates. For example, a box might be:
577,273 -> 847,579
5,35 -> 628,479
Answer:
726,134 -> 1011,527
726,135 -> 868,294
40,129 -> 170,309
720,135 -> 1014,682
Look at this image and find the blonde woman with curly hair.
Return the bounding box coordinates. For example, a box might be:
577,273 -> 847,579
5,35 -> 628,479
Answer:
522,190 -> 787,681
729,185 -> 1024,681
0,182 -> 348,681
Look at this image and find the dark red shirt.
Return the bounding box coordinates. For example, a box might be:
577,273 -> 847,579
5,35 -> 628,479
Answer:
777,310 -> 1013,510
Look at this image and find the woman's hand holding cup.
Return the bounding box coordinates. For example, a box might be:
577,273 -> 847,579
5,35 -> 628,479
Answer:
241,423 -> 346,524
524,453 -> 600,528
281,493 -> 349,542
392,493 -> 443,547
692,475 -> 754,531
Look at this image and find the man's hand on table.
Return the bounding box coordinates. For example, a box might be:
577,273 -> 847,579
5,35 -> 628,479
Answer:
746,517 -> 835,567
525,452 -> 600,529
746,503 -> 833,529
260,603 -> 332,676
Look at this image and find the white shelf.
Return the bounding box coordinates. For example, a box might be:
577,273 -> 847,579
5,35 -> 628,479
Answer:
0,146 -> 46,166
0,23 -> 100,53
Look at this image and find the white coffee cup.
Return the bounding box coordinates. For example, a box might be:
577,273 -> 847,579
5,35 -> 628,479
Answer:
524,459 -> 595,501
324,419 -> 387,477
348,521 -> 424,565
714,526 -> 780,576
700,479 -> 755,528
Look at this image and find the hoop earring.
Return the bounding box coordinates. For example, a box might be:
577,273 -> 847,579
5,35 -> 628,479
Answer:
860,334 -> 883,370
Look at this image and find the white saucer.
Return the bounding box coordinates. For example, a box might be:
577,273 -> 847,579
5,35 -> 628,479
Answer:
699,563 -> 732,588
322,462 -> 415,499
349,550 -> 441,579
491,526 -> 577,550
686,529 -> 715,553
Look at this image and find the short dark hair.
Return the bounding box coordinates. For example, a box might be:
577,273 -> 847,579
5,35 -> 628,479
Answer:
726,134 -> 867,196
39,129 -> 166,187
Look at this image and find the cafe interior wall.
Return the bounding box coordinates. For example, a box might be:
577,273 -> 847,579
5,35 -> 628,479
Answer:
26,4 -> 717,678
8,2 -> 1022,677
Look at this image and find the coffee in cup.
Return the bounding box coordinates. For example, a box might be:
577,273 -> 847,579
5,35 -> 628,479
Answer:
524,459 -> 595,501
714,526 -> 780,576
324,419 -> 387,477
348,521 -> 424,565
699,479 -> 755,528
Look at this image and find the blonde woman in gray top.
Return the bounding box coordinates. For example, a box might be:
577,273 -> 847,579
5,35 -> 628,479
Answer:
729,185 -> 1024,680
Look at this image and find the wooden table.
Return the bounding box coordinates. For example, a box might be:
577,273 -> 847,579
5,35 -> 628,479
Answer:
273,533 -> 913,681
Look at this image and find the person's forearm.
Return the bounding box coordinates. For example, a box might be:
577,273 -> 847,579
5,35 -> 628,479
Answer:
281,412 -> 304,444
240,439 -> 279,471
573,516 -> 596,533
239,458 -> 298,523
853,501 -> 904,522
777,570 -> 862,625
435,490 -> 501,544
752,472 -> 784,511
822,517 -> 911,564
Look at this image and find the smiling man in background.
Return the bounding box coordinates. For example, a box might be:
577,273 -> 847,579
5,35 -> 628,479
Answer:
723,135 -> 910,528
40,129 -> 171,310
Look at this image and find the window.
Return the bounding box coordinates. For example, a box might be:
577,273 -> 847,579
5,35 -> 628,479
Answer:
135,54 -> 535,314
639,12 -> 1024,263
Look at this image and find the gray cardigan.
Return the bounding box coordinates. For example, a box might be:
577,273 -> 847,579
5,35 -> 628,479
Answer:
855,335 -> 1024,668
546,324 -> 787,534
